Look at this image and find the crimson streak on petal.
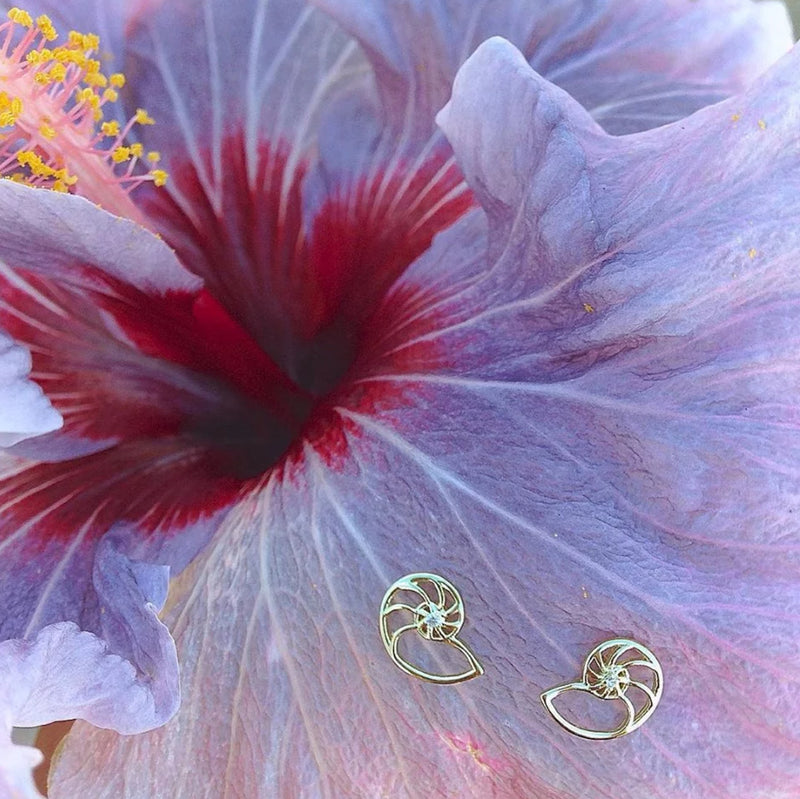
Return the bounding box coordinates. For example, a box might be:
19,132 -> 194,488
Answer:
0,133 -> 468,547
141,132 -> 474,394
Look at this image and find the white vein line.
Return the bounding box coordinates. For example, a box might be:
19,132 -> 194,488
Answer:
424,453 -> 579,672
304,445 -> 415,797
252,6 -> 315,137
337,408 -> 799,683
22,503 -> 103,637
0,262 -> 71,319
244,0 -> 270,185
373,249 -> 614,359
382,133 -> 448,222
257,478 -> 336,799
148,19 -> 214,199
304,446 -> 390,584
175,571 -> 220,773
0,473 -> 99,556
588,87 -> 722,118
203,0 -> 224,199
406,184 -> 472,239
279,40 -> 359,221
329,430 -> 596,794
222,593 -> 264,799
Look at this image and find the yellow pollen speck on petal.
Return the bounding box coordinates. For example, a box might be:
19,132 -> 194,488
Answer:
111,146 -> 131,163
583,302 -> 595,313
134,108 -> 155,125
748,248 -> 758,259
758,119 -> 767,130
36,14 -> 57,41
731,113 -> 741,123
147,151 -> 161,163
109,73 -> 126,88
7,8 -> 33,27
151,169 -> 168,187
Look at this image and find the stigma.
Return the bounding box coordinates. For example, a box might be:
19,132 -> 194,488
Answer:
0,7 -> 167,221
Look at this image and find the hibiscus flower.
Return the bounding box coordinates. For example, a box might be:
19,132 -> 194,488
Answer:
1,1 -> 798,797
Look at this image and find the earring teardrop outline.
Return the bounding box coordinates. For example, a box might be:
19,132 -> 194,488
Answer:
540,638 -> 663,740
379,572 -> 484,685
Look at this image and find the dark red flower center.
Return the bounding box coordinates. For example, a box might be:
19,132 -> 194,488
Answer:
0,131 -> 473,543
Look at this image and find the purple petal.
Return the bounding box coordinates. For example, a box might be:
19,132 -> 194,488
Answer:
0,178 -> 192,452
0,730 -> 42,799
0,333 -> 61,447
0,181 -> 200,295
117,0 -> 361,174
51,37 -> 800,799
0,0 -> 128,61
316,0 -> 792,134
2,532 -> 178,732
0,533 -> 179,793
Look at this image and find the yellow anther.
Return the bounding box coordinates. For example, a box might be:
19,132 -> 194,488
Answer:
103,88 -> 119,103
7,8 -> 33,27
48,63 -> 67,83
52,179 -> 68,192
17,150 -> 55,177
101,120 -> 120,137
53,168 -> 77,186
109,73 -> 126,88
39,122 -> 57,139
134,108 -> 155,126
82,33 -> 100,51
36,14 -> 58,41
0,96 -> 22,126
111,146 -> 131,163
130,143 -> 144,158
25,51 -> 44,65
68,31 -> 83,47
151,169 -> 168,187
52,46 -> 81,64
84,59 -> 101,74
75,87 -> 95,105
146,151 -> 161,163
84,72 -> 108,88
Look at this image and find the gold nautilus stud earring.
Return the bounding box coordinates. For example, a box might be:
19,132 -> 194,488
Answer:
541,638 -> 663,740
379,573 -> 484,684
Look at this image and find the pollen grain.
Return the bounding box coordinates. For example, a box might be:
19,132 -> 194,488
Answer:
0,7 -> 167,213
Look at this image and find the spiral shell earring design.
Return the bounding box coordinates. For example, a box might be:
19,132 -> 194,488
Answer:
379,573 -> 484,684
541,638 -> 663,740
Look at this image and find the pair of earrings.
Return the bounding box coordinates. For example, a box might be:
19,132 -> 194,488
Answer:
379,572 -> 663,740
